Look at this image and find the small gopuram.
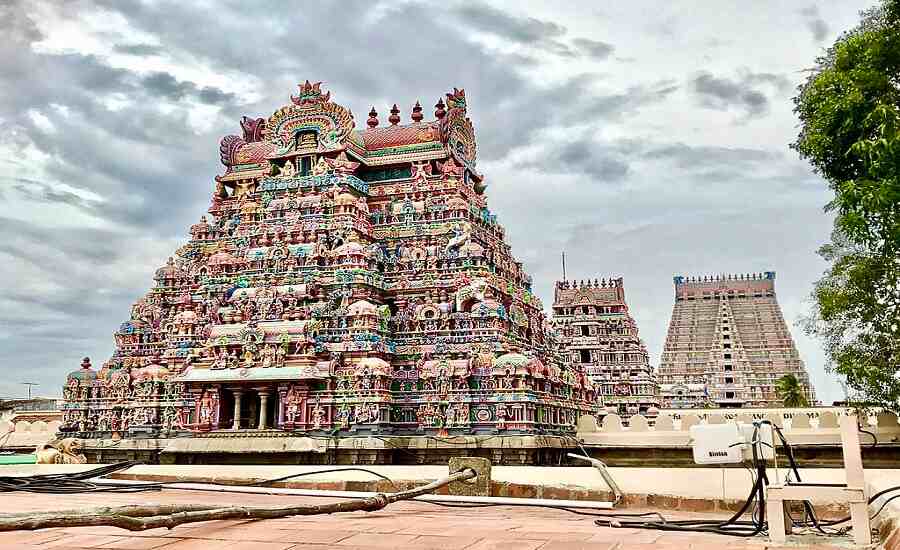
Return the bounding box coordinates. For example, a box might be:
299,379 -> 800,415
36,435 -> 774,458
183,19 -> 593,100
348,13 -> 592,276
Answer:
60,82 -> 597,443
657,272 -> 816,408
551,278 -> 659,417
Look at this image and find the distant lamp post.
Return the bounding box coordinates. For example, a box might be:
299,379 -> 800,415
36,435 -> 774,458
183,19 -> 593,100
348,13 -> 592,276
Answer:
21,382 -> 39,400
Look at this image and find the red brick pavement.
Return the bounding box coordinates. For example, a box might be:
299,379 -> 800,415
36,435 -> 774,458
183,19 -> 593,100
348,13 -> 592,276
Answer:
0,489 -> 851,549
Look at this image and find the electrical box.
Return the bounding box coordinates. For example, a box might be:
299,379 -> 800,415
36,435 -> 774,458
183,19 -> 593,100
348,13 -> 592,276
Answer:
689,422 -> 775,465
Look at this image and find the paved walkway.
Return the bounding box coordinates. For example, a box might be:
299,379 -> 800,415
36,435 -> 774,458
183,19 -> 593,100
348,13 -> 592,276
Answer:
0,489 -> 851,549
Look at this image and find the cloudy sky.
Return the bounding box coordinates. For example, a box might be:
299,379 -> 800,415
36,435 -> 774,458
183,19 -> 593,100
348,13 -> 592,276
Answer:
0,0 -> 872,403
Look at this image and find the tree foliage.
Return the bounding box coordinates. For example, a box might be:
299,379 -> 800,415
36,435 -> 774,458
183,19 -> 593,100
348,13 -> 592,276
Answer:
775,374 -> 810,408
793,0 -> 900,411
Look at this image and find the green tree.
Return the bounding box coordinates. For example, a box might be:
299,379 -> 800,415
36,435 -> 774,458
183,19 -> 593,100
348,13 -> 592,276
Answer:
775,374 -> 810,408
793,0 -> 900,411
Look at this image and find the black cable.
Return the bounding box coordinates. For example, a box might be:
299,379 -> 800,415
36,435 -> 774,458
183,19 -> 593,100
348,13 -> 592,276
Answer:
605,423 -> 769,537
858,426 -> 877,448
870,492 -> 900,520
92,466 -> 399,492
419,500 -> 667,521
0,461 -> 397,494
0,461 -> 145,494
763,421 -> 900,533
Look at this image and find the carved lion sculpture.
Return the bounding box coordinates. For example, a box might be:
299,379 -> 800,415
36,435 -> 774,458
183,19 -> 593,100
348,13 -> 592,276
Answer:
35,438 -> 87,464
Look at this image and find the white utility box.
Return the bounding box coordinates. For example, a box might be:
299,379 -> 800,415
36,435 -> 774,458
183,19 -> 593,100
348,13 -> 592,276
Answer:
689,422 -> 775,465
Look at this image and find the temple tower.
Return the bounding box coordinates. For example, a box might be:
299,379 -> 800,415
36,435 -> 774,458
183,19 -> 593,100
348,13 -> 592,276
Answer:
551,278 -> 659,417
60,82 -> 597,439
657,272 -> 816,408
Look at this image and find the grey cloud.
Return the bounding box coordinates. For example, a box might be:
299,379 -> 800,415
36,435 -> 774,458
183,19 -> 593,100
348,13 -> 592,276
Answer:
113,43 -> 165,56
452,2 -> 566,43
478,76 -> 678,162
141,72 -> 236,105
450,2 -> 579,57
572,38 -> 615,60
800,6 -> 829,42
643,143 -> 781,168
93,1 -> 660,166
11,182 -> 96,212
518,139 -> 631,182
745,72 -> 793,93
0,217 -> 165,397
689,71 -> 790,118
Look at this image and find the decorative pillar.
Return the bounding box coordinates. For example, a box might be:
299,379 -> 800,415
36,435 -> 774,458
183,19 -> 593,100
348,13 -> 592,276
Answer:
232,390 -> 243,430
258,390 -> 270,430
277,386 -> 287,429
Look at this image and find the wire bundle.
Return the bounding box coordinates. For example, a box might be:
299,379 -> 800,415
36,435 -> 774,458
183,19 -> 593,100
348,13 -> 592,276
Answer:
0,461 -> 400,494
0,461 -> 148,494
595,420 -> 900,538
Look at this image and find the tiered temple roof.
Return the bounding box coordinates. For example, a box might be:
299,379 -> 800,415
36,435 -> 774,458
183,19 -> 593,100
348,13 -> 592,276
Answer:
657,272 -> 816,408
551,278 -> 659,417
60,82 -> 597,439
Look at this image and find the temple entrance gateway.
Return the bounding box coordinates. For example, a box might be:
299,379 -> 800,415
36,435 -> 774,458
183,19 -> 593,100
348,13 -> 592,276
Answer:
222,386 -> 281,430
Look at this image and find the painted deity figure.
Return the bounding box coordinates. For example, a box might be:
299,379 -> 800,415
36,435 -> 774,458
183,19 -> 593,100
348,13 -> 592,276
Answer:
445,404 -> 457,428
242,347 -> 256,368
337,404 -> 351,429
285,386 -> 302,423
311,402 -> 326,430
457,403 -> 469,426
97,411 -> 111,432
496,404 -> 508,430
260,344 -> 275,368
280,159 -> 296,178
354,404 -> 370,424
437,367 -> 451,397
199,391 -> 215,426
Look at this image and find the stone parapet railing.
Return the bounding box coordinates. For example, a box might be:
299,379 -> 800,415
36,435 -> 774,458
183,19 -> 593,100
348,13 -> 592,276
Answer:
578,408 -> 900,447
0,418 -> 64,450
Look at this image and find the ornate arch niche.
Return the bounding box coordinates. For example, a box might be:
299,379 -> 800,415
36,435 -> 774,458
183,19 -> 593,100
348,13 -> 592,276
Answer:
439,89 -> 477,169
267,81 -> 356,157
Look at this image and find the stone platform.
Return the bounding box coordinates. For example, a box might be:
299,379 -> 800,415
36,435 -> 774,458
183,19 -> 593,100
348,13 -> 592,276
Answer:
0,486 -> 855,550
79,434 -> 576,466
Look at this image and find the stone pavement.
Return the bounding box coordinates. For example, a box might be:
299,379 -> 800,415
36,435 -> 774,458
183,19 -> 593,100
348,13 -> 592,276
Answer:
0,488 -> 851,549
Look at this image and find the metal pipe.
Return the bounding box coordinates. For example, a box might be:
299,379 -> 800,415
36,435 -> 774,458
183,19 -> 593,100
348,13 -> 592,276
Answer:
97,479 -> 616,510
567,452 -> 623,506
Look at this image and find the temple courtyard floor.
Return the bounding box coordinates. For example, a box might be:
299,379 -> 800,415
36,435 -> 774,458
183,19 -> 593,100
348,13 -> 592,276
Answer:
0,489 -> 855,550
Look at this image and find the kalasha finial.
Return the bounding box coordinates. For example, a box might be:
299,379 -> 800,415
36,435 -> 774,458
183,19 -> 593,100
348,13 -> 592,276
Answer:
81,357 -> 92,369
389,104 -> 400,125
434,98 -> 446,119
411,101 -> 423,123
367,107 -> 378,128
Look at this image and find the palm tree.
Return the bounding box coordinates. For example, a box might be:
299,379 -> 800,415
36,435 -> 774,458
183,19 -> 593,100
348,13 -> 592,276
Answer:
775,374 -> 809,408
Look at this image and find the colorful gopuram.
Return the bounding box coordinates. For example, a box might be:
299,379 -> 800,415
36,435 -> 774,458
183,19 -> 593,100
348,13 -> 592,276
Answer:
60,82 -> 597,440
551,278 -> 659,417
657,272 -> 816,408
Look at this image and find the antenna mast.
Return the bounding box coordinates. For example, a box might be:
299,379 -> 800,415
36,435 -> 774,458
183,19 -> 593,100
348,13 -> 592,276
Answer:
21,382 -> 39,400
561,251 -> 566,280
